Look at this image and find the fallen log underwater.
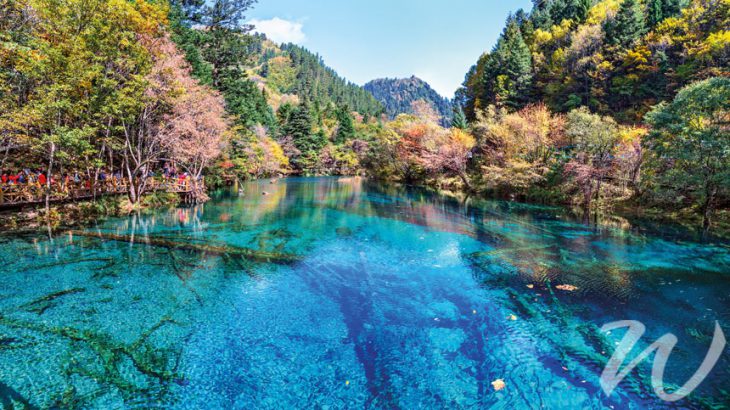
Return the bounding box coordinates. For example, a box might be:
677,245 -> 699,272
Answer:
67,230 -> 302,264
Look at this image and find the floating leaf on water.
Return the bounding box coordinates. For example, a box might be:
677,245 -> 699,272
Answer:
491,379 -> 506,391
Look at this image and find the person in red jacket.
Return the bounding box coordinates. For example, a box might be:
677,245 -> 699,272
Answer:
38,172 -> 47,185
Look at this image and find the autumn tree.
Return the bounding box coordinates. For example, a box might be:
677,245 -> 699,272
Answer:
1,0 -> 169,208
564,107 -> 620,209
476,104 -> 566,196
420,128 -> 476,189
158,40 -> 229,182
645,77 -> 730,231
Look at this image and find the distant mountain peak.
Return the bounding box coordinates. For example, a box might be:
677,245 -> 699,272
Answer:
364,77 -> 452,122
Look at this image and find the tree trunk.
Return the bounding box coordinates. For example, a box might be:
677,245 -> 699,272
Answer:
45,141 -> 56,216
124,156 -> 137,204
0,142 -> 9,174
458,170 -> 473,191
702,184 -> 717,234
582,181 -> 593,211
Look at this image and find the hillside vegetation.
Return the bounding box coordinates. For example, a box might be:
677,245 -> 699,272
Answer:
1,0 -> 728,234
364,76 -> 453,123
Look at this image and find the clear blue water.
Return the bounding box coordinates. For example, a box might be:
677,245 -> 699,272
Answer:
1,177 -> 729,409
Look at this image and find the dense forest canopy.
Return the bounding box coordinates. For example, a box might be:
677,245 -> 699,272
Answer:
456,0 -> 728,122
0,0 -> 728,233
261,43 -> 384,116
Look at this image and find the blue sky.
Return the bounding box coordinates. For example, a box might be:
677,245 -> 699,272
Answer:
247,1 -> 532,99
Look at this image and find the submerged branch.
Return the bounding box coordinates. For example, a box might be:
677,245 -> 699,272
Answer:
21,288 -> 86,315
67,230 -> 301,264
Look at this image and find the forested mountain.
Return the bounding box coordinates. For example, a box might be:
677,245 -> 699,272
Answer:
364,77 -> 453,122
167,1 -> 388,179
456,0 -> 726,122
258,43 -> 383,116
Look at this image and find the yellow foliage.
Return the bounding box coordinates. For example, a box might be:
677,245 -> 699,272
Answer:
450,128 -> 476,150
622,46 -> 653,72
551,48 -> 567,66
533,29 -> 554,48
551,19 -> 574,42
586,0 -> 622,25
702,30 -> 730,56
618,125 -> 647,145
266,56 -> 297,93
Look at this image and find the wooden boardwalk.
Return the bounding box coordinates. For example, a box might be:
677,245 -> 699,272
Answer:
0,177 -> 202,209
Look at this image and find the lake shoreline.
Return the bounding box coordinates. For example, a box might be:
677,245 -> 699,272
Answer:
0,191 -> 182,234
2,176 -> 729,242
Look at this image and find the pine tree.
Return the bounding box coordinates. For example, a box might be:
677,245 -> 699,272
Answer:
334,105 -> 355,144
604,0 -> 646,48
451,105 -> 468,129
662,0 -> 684,20
646,0 -> 684,28
283,105 -> 313,148
647,0 -> 664,28
223,78 -> 277,130
483,18 -> 533,109
550,0 -> 592,24
283,104 -> 326,155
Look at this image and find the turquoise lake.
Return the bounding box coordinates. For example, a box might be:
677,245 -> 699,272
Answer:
1,177 -> 729,409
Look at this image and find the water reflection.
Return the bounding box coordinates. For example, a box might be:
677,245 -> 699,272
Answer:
0,177 -> 728,408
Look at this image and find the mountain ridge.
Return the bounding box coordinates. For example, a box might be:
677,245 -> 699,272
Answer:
364,76 -> 453,122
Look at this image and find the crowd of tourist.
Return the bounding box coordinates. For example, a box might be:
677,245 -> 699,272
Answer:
0,164 -> 197,203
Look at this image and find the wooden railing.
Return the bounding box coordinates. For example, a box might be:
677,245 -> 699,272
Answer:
0,177 -> 203,206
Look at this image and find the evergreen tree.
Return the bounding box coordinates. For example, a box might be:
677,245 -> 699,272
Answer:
549,0 -> 592,24
530,0 -> 553,29
277,102 -> 295,125
646,0 -> 684,28
483,18 -> 533,109
647,0 -> 665,28
283,105 -> 312,145
223,78 -> 277,130
604,0 -> 646,48
334,106 -> 355,144
274,44 -> 383,116
662,0 -> 684,19
283,104 -> 325,155
451,105 -> 468,129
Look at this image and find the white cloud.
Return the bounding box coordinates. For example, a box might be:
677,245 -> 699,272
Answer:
249,17 -> 306,44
